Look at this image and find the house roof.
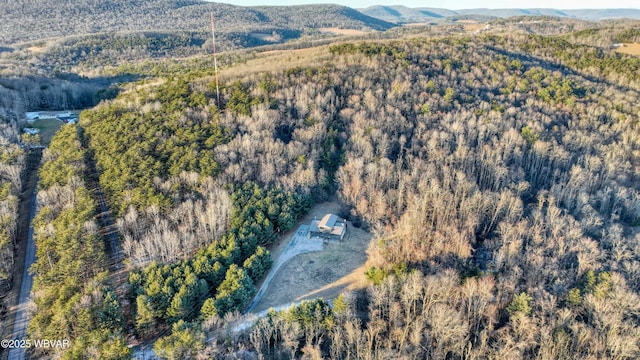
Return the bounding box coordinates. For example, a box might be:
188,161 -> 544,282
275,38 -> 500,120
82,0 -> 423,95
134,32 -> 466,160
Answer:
310,213 -> 346,238
319,214 -> 338,229
329,223 -> 346,237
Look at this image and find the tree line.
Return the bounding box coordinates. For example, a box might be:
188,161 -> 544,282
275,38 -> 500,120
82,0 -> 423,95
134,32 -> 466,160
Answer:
0,135 -> 23,292
131,183 -> 307,343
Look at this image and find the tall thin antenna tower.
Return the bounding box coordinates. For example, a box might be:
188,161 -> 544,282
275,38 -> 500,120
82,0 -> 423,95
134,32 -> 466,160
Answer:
210,11 -> 220,107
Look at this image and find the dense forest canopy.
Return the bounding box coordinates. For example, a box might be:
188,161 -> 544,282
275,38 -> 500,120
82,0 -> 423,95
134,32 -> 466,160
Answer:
27,124 -> 130,358
2,12 -> 640,359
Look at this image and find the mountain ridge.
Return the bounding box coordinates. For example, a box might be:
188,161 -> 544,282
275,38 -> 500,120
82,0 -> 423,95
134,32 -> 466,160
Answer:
0,0 -> 394,45
360,6 -> 640,23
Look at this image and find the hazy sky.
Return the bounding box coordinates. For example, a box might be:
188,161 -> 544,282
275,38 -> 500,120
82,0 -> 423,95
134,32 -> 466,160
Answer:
214,0 -> 640,9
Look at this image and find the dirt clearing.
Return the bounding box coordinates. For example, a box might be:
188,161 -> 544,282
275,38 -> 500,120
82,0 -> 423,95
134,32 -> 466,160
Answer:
251,201 -> 372,313
615,43 -> 640,56
319,28 -> 370,36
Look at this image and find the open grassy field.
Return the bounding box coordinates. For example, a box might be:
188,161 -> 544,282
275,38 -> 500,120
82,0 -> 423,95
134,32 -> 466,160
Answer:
31,118 -> 63,144
319,27 -> 370,36
615,43 -> 640,56
252,201 -> 372,313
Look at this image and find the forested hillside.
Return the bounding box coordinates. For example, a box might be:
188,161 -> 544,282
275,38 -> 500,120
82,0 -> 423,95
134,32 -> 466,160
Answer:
0,68 -> 28,298
28,124 -> 129,358
0,129 -> 22,292
360,5 -> 640,24
0,0 -> 393,46
0,11 -> 640,359
566,22 -> 640,47
0,74 -> 111,305
19,25 -> 629,358
0,76 -> 102,114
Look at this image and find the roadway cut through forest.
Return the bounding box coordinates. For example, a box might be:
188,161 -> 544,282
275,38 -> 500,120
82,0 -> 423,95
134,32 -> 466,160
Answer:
78,127 -> 131,326
485,45 -> 638,95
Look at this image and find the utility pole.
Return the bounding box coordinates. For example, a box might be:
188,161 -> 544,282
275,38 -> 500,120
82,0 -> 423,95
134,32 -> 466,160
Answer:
210,11 -> 220,107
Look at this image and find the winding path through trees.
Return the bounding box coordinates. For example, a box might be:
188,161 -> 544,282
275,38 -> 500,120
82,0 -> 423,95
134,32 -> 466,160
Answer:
244,225 -> 323,313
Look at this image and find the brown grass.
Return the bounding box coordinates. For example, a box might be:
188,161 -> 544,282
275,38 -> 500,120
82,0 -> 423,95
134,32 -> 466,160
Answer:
249,33 -> 280,43
464,24 -> 484,32
221,46 -> 331,82
26,46 -> 47,54
253,201 -> 372,312
319,28 -> 370,36
615,43 -> 640,56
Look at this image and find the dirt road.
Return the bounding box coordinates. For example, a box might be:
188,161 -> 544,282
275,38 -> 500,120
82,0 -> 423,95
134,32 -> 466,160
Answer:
244,225 -> 323,313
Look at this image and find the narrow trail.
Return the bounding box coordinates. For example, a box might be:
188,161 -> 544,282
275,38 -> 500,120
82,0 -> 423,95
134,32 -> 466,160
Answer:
86,154 -> 124,271
77,127 -> 130,326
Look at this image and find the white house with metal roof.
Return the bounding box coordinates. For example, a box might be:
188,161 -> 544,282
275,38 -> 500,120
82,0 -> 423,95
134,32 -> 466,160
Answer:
308,213 -> 347,241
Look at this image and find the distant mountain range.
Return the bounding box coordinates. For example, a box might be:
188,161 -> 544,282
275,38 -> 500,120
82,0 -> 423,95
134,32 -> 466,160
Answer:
0,0 -> 394,45
2,0 -> 639,47
360,6 -> 640,23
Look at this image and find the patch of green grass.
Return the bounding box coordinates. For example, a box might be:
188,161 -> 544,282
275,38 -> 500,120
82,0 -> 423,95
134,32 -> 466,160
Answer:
32,118 -> 63,144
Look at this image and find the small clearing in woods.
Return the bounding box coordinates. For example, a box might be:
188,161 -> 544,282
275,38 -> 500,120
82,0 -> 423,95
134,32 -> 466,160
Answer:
252,201 -> 372,313
249,33 -> 280,42
32,118 -> 63,144
319,28 -> 370,36
615,43 -> 640,56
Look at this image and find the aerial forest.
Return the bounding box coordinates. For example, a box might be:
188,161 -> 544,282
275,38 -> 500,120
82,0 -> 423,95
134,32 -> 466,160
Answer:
0,127 -> 22,293
8,22 -> 640,359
